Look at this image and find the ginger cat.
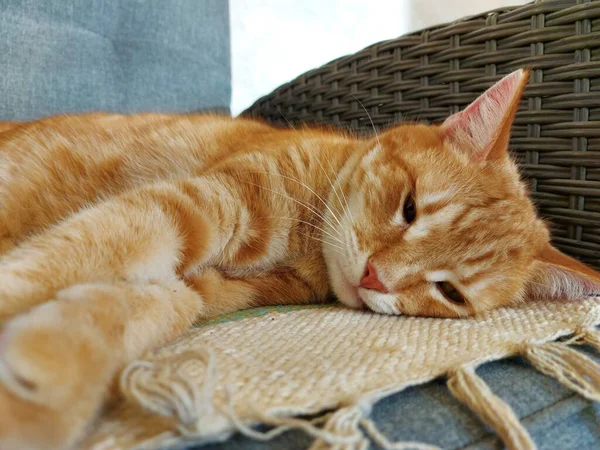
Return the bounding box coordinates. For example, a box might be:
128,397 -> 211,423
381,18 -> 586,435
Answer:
0,69 -> 598,449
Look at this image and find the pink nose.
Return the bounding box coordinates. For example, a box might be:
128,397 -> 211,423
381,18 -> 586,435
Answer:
359,261 -> 388,293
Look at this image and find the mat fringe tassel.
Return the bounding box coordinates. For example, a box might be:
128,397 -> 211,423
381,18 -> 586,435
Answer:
521,340 -> 600,402
359,419 -> 442,450
120,349 -> 442,450
447,365 -> 535,450
577,326 -> 600,351
120,348 -> 233,445
306,405 -> 442,450
306,406 -> 367,450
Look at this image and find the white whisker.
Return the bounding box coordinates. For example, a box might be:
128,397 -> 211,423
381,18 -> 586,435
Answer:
238,170 -> 344,229
300,233 -> 346,255
262,216 -> 346,246
325,156 -> 356,227
234,177 -> 340,236
272,107 -> 352,228
311,146 -> 348,221
350,92 -> 381,150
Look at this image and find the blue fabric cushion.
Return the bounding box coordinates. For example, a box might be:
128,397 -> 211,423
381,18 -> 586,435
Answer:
196,351 -> 600,449
0,0 -> 231,120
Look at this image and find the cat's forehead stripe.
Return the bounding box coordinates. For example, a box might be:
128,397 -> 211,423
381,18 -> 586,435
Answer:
404,204 -> 465,241
395,264 -> 423,279
425,270 -> 455,283
419,189 -> 455,207
458,252 -> 498,280
465,278 -> 493,296
458,264 -> 483,279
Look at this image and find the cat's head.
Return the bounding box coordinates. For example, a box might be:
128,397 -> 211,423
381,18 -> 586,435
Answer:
324,69 -> 600,317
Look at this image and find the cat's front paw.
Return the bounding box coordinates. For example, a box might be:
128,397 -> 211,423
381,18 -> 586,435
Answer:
0,305 -> 117,450
0,381 -> 75,450
0,336 -> 84,450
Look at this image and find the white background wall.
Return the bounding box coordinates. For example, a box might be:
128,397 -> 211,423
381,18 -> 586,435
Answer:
230,0 -> 526,115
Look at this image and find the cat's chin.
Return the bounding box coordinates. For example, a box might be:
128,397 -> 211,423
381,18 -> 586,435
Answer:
341,290 -> 365,310
358,289 -> 403,315
332,265 -> 366,310
338,282 -> 365,309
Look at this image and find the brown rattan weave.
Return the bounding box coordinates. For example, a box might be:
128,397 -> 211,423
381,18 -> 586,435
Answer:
243,0 -> 600,269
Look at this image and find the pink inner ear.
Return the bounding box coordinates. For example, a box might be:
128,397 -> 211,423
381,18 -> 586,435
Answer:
442,102 -> 481,145
441,69 -> 525,160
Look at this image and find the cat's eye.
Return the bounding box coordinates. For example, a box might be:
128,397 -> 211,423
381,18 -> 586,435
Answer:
436,282 -> 466,305
403,194 -> 416,224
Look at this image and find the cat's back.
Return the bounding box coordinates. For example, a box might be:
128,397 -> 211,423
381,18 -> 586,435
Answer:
0,112 -> 295,238
0,112 -> 321,171
0,113 -> 276,185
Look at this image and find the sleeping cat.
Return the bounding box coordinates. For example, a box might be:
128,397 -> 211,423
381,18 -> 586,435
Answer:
0,68 -> 598,449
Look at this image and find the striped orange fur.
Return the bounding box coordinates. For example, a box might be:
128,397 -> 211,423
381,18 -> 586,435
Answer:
0,69 -> 598,449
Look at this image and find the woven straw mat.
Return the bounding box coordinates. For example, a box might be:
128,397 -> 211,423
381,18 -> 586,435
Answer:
83,298 -> 600,450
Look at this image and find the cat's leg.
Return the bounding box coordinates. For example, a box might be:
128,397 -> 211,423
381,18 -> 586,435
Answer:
187,266 -> 327,319
0,174 -> 292,318
0,196 -> 185,318
0,270 -> 320,450
0,278 -> 203,450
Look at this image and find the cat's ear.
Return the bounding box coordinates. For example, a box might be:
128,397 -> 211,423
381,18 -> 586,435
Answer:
441,68 -> 529,162
526,244 -> 600,301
